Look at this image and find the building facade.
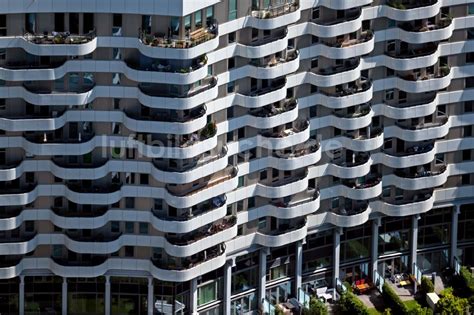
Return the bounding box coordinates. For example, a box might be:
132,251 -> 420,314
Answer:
0,0 -> 472,314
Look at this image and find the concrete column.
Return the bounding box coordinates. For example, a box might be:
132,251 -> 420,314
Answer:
410,215 -> 420,274
258,249 -> 268,307
295,241 -> 303,298
451,205 -> 460,267
371,219 -> 380,280
105,275 -> 111,315
224,261 -> 233,315
148,277 -> 154,315
62,278 -> 67,315
190,278 -> 198,315
19,275 -> 25,315
333,228 -> 341,300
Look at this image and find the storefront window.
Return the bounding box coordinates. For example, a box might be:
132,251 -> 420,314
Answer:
379,217 -> 411,255
418,207 -> 451,248
68,277 -> 105,315
110,277 -> 147,315
458,204 -> 474,242
25,276 -> 62,314
0,278 -> 19,315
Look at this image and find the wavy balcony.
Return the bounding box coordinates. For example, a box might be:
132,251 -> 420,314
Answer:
380,0 -> 441,21
164,216 -> 237,257
310,8 -> 363,37
374,93 -> 438,119
338,176 -> 382,200
311,78 -> 372,109
0,196 -> 227,234
0,246 -> 227,281
138,75 -> 218,109
0,106 -> 207,134
305,30 -> 374,60
311,104 -> 373,130
312,202 -> 371,228
19,30 -> 97,56
234,28 -> 289,59
271,139 -> 321,170
308,58 -> 361,87
0,131 -> 219,159
235,190 -> 319,225
258,119 -> 310,150
234,78 -> 288,108
165,166 -> 239,207
373,192 -> 434,217
334,128 -> 384,152
387,164 -> 448,190
386,115 -> 449,141
254,218 -> 307,247
245,98 -> 298,129
151,243 -> 226,281
249,1 -> 300,29
374,142 -> 435,168
391,65 -> 451,93
235,49 -> 300,80
325,152 -> 372,178
254,171 -> 308,198
137,20 -> 219,59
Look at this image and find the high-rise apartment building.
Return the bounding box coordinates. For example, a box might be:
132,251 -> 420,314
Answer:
0,0 -> 472,314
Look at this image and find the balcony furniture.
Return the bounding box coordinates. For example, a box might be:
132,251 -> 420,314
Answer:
316,287 -> 332,302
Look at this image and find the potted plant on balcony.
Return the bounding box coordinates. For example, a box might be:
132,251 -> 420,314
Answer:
200,121 -> 217,139
53,35 -> 65,44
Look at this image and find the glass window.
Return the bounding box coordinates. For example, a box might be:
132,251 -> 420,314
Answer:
111,221 -> 120,233
125,222 -> 134,234
206,6 -> 214,25
139,223 -> 149,234
184,15 -> 191,31
170,17 -> 180,36
469,4 -> 474,14
0,15 -> 6,36
198,281 -> 218,306
195,11 -> 202,28
229,0 -> 238,20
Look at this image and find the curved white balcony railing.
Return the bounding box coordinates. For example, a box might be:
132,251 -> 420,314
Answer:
320,181 -> 382,201
227,220 -> 308,252
384,167 -> 449,190
0,223 -> 235,257
310,107 -> 373,131
227,51 -> 300,80
0,152 -> 228,184
318,0 -> 373,10
306,12 -> 363,38
247,3 -> 301,29
384,116 -> 451,142
0,133 -> 219,159
300,32 -> 374,60
375,18 -> 454,44
257,122 -> 310,150
309,206 -> 371,228
237,191 -> 320,224
0,255 -> 226,282
254,173 -> 309,199
0,203 -> 228,234
327,131 -> 384,152
303,61 -> 362,87
0,59 -> 210,85
0,83 -> 219,110
372,96 -> 438,120
0,181 -> 237,209
0,109 -> 208,135
310,156 -> 372,179
372,146 -> 436,169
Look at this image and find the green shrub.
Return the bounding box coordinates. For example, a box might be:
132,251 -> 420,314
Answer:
382,283 -> 409,314
337,291 -> 370,315
460,266 -> 474,294
437,287 -> 469,315
420,277 -> 435,297
302,297 -> 328,315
